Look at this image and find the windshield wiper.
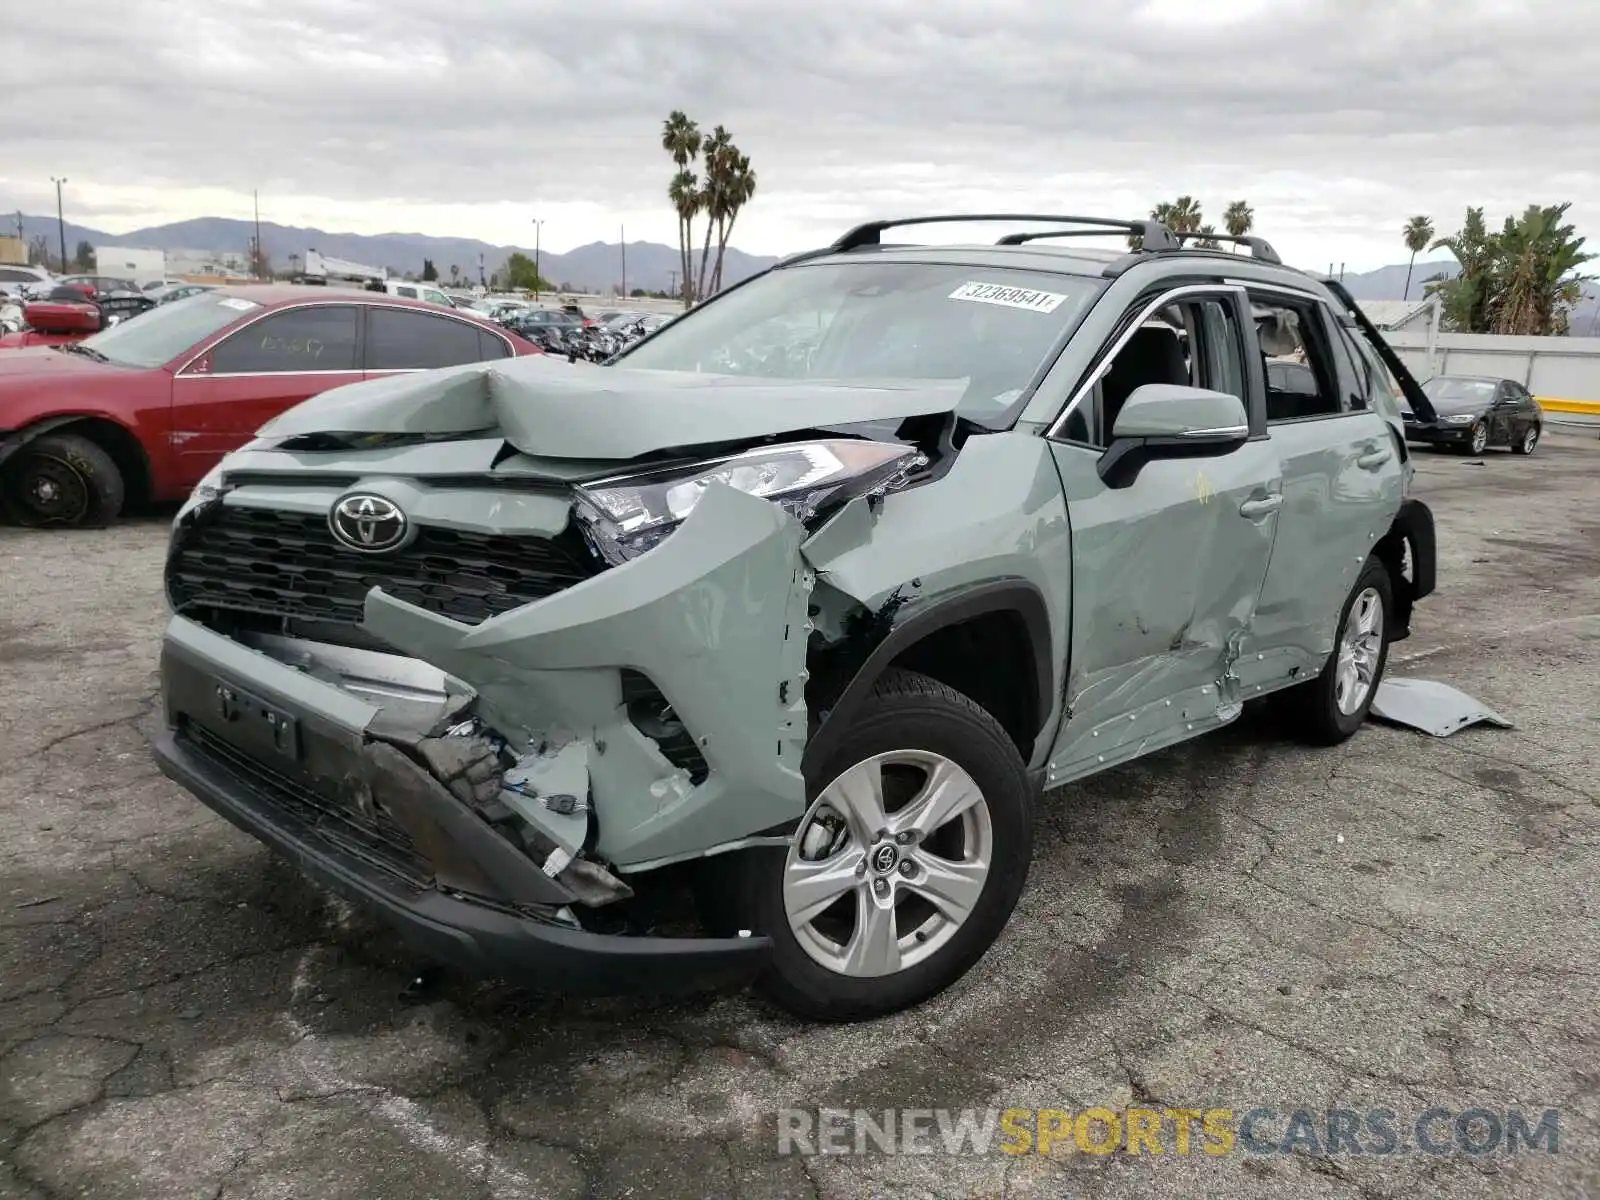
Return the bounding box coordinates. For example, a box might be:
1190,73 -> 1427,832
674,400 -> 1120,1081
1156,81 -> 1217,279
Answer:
55,343 -> 110,363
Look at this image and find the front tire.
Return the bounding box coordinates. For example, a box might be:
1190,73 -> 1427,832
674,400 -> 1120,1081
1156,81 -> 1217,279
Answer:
0,433 -> 125,528
1463,421 -> 1489,456
1283,558 -> 1392,745
724,669 -> 1035,1021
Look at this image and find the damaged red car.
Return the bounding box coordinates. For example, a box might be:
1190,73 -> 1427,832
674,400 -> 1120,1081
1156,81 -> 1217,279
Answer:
0,286 -> 539,527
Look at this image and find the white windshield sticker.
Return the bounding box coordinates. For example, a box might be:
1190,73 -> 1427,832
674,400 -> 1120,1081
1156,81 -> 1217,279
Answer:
217,297 -> 260,311
948,281 -> 1067,314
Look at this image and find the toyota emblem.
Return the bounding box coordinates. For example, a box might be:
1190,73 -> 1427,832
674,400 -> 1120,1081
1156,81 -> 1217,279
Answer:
329,493 -> 408,552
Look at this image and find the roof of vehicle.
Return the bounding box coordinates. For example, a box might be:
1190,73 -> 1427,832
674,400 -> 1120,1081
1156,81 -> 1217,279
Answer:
205,285 -> 523,333
772,214 -> 1322,289
1427,373 -> 1502,383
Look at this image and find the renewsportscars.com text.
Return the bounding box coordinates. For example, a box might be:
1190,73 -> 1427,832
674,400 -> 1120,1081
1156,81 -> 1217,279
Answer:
776,1106 -> 1562,1157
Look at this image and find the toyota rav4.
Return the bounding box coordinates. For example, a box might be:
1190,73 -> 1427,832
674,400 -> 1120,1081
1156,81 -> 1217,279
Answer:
153,214 -> 1438,1021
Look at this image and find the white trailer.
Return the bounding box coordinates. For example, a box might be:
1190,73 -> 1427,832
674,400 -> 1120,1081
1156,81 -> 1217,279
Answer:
303,249 -> 386,284
93,246 -> 166,286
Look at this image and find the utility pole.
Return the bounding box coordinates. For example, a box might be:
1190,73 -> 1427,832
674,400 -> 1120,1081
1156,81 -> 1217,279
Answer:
620,224 -> 626,297
531,218 -> 543,302
668,268 -> 677,302
253,190 -> 263,279
479,252 -> 485,289
51,177 -> 67,273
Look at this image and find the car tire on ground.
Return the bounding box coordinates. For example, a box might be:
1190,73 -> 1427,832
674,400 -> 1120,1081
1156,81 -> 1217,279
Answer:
0,433 -> 125,528
1282,557 -> 1393,746
714,668 -> 1035,1022
1512,425 -> 1540,455
1462,421 -> 1490,456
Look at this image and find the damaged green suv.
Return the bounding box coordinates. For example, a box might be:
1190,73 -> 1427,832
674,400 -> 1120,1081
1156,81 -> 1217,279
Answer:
154,214 -> 1439,1020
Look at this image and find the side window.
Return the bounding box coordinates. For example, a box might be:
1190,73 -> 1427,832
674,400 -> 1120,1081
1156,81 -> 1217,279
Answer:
209,306 -> 359,373
1249,295 -> 1341,422
1195,300 -> 1247,405
366,307 -> 490,370
1328,323 -> 1370,410
396,286 -> 418,299
477,329 -> 511,360
1350,338 -> 1404,417
1074,294 -> 1248,448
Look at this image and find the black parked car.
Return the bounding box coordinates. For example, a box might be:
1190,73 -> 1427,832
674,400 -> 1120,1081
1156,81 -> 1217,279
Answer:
1401,375 -> 1543,456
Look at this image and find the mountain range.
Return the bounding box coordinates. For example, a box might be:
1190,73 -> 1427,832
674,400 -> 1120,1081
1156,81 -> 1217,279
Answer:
7,211 -> 1598,331
7,213 -> 780,295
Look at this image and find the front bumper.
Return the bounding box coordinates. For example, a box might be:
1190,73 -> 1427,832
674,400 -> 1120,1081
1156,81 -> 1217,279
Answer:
154,727 -> 769,994
1402,420 -> 1476,445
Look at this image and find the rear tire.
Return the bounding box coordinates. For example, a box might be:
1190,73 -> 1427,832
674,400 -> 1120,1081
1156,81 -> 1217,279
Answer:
0,433 -> 125,528
1511,424 -> 1539,455
716,668 -> 1035,1021
1281,558 -> 1392,746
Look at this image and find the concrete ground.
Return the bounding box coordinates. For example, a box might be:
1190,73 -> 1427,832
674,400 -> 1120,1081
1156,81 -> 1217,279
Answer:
1,436 -> 1596,1200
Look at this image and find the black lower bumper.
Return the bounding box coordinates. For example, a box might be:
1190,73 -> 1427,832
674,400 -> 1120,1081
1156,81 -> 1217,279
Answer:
154,729 -> 772,995
1402,423 -> 1472,445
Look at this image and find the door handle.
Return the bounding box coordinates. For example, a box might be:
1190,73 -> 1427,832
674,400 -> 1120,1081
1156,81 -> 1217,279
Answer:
1239,493 -> 1283,519
1357,446 -> 1392,469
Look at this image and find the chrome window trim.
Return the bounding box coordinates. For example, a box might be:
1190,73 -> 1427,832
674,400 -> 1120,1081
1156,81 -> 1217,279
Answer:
1045,283 -> 1250,441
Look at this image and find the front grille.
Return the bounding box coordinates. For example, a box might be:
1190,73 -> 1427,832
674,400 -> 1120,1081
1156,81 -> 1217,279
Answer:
179,721 -> 429,890
168,506 -> 599,628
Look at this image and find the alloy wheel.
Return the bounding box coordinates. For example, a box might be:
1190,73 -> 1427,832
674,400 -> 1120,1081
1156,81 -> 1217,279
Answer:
1334,587 -> 1385,716
1470,423 -> 1488,455
1523,427 -> 1538,454
782,750 -> 993,978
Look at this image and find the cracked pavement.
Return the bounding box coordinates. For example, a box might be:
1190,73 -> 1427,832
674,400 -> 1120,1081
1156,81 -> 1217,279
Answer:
2,437 -> 1597,1199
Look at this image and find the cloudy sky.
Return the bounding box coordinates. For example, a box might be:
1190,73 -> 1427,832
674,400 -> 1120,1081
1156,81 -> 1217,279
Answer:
4,0 -> 1595,271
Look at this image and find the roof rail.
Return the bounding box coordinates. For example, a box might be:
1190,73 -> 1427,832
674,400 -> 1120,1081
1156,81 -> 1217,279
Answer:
996,229 -> 1138,246
1165,231 -> 1282,264
831,214 -> 1180,253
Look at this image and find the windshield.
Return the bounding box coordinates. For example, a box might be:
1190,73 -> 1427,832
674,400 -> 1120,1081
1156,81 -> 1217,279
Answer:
615,260 -> 1103,421
79,291 -> 260,368
1421,377 -> 1496,403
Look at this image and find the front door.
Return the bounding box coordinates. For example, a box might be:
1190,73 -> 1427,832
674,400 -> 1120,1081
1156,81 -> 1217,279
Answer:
168,303 -> 363,485
1044,285 -> 1282,781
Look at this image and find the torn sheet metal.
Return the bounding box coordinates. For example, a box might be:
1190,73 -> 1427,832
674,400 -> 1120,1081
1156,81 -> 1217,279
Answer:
1369,678 -> 1513,737
360,480 -> 813,868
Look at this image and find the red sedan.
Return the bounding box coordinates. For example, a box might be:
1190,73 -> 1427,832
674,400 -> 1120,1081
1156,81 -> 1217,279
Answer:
0,286 -> 538,527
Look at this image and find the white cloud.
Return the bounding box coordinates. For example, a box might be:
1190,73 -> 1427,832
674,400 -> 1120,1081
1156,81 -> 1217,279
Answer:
2,0 -> 1594,270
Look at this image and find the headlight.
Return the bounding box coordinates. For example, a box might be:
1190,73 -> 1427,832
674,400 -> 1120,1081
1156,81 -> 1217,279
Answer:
1442,413 -> 1477,425
573,438 -> 928,565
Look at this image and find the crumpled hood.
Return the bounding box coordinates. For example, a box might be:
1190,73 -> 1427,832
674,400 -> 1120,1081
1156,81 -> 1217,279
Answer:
255,355 -> 965,461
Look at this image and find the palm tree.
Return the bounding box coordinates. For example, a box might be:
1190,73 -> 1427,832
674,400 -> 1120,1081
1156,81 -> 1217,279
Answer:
1488,203 -> 1593,335
695,125 -> 733,301
668,169 -> 701,304
1428,208 -> 1496,332
1224,200 -> 1254,238
661,111 -> 702,303
1159,196 -> 1204,233
1195,224 -> 1222,249
712,151 -> 757,292
1401,215 -> 1434,301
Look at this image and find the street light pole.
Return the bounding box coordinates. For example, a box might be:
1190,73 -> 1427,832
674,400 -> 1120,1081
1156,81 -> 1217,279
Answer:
51,176 -> 67,273
620,224 -> 626,298
531,218 -> 542,302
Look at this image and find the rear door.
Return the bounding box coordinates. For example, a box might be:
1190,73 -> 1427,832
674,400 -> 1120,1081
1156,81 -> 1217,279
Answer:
1245,284 -> 1402,671
362,305 -> 515,378
168,303 -> 363,484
